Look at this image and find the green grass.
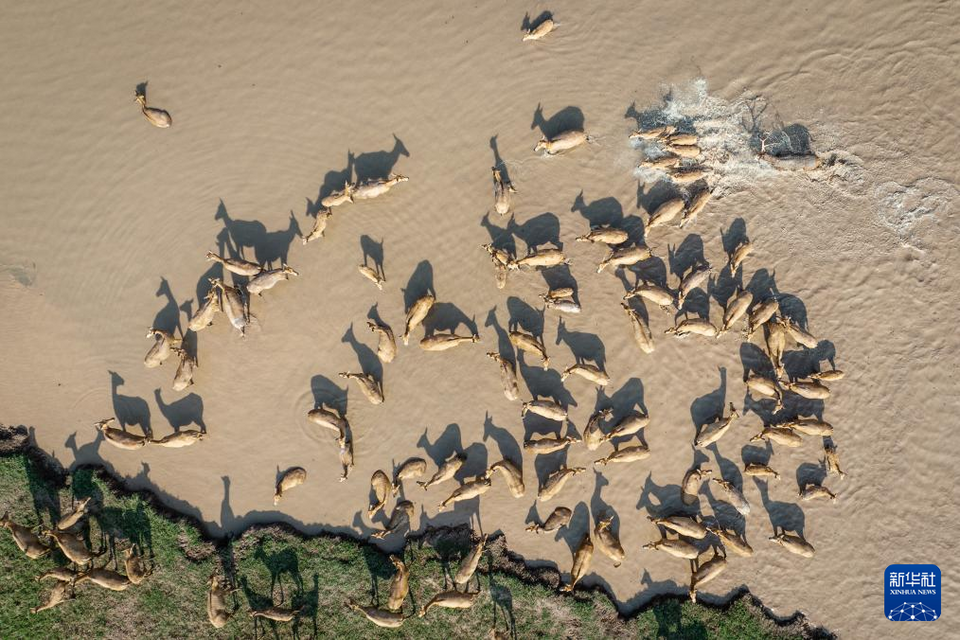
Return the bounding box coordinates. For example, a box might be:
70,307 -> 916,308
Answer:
0,445 -> 821,639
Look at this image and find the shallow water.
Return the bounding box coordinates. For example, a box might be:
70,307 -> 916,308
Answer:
1,2 -> 958,637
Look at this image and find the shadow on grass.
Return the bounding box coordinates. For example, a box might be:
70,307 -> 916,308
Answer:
652,598 -> 709,639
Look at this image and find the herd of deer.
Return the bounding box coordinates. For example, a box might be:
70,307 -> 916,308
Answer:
6,11 -> 845,633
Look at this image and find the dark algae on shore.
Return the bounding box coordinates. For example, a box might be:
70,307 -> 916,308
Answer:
0,424 -> 831,638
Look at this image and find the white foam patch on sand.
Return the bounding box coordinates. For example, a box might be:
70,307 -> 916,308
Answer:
630,79 -> 776,196
874,178 -> 957,249
630,79 -> 866,199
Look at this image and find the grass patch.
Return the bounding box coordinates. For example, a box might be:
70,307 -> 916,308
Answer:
0,427 -> 827,639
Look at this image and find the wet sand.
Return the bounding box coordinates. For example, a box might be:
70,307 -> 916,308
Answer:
1,2 -> 958,637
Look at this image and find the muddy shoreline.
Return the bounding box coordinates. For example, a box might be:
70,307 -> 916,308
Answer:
1,423 -> 832,637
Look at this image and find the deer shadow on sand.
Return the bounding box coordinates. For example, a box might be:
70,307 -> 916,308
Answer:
636,179 -> 684,219
754,478 -> 806,538
744,268 -> 780,303
796,461 -> 828,491
529,439 -> 572,500
518,362 -> 576,412
108,371 -> 152,438
402,260 -> 436,313
351,135 -> 409,183
621,252 -> 670,294
153,389 -> 207,434
482,412 -> 522,471
64,428 -> 104,470
531,103 -> 584,140
571,190 -> 624,228
484,307 -> 516,360
555,318 -> 605,371
741,441 -> 774,467
636,472 -> 694,519
540,265 -> 579,303
555,502 -> 591,560
480,213 -> 518,259
311,151 -> 355,212
507,212 -> 562,253
423,303 -> 478,338
571,191 -> 647,247
490,135 -> 514,185
598,377 -> 647,420
416,423 -> 487,484
667,235 -> 707,284
596,378 -> 648,447
690,367 -> 727,441
341,323 -> 383,382
151,278 -> 183,336
739,342 -> 778,382
668,237 -> 712,320
310,375 -> 348,416
521,11 -> 553,35
506,296 -> 545,339
417,423 -> 463,467
189,226 -> 233,320
782,340 -> 837,383
360,235 -> 385,282
590,470 -> 615,526
214,200 -> 300,268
